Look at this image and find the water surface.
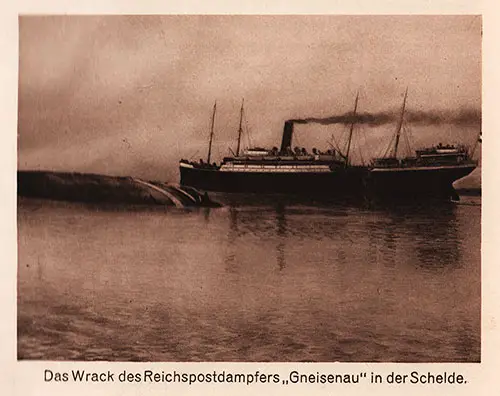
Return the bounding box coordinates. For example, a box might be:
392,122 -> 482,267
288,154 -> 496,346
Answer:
17,196 -> 481,362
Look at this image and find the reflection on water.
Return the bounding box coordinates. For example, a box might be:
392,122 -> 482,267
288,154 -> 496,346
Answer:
225,205 -> 289,271
17,196 -> 480,362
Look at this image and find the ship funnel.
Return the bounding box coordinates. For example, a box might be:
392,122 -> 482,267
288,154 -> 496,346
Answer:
280,121 -> 294,153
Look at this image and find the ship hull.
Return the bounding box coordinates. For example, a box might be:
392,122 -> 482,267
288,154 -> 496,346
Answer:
367,164 -> 477,200
180,163 -> 367,197
179,162 -> 476,201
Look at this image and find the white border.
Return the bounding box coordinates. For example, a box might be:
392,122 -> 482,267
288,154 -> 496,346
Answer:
2,1 -> 498,395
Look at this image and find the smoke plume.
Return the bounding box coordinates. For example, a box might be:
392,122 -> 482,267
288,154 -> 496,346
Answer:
289,107 -> 481,127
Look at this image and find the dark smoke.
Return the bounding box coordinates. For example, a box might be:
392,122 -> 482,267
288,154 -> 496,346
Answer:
290,112 -> 393,126
289,107 -> 481,127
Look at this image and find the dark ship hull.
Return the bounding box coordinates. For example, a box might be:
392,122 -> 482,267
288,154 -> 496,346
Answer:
179,162 -> 476,201
367,163 -> 476,200
180,163 -> 367,195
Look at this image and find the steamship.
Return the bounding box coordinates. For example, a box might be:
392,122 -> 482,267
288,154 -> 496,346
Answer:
179,94 -> 478,201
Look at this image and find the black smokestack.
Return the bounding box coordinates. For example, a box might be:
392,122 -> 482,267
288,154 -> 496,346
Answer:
280,121 -> 294,153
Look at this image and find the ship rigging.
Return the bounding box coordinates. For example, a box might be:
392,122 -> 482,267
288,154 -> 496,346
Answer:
179,93 -> 478,201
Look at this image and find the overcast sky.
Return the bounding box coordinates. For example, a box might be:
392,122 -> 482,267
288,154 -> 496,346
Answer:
18,15 -> 481,184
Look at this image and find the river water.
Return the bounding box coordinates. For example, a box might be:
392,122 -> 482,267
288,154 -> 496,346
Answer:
17,195 -> 481,362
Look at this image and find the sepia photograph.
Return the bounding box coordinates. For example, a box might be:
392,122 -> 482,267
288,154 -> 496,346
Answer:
17,15 -> 481,363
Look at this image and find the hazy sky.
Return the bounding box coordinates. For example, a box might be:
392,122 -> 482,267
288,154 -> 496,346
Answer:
18,15 -> 481,183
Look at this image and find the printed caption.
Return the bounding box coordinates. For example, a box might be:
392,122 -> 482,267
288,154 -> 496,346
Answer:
44,368 -> 468,387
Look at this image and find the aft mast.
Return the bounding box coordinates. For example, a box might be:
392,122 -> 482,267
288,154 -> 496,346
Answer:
390,88 -> 408,158
236,99 -> 244,156
345,92 -> 359,166
207,101 -> 217,164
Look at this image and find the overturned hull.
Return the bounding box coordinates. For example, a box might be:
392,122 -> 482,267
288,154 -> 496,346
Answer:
18,170 -> 219,207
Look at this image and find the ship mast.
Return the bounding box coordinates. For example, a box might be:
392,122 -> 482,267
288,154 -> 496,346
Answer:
236,98 -> 244,156
345,92 -> 359,166
207,101 -> 217,164
390,88 -> 408,158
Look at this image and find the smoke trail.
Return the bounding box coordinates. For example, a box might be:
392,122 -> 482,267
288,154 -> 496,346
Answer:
289,112 -> 393,126
288,107 -> 481,127
405,108 -> 481,126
